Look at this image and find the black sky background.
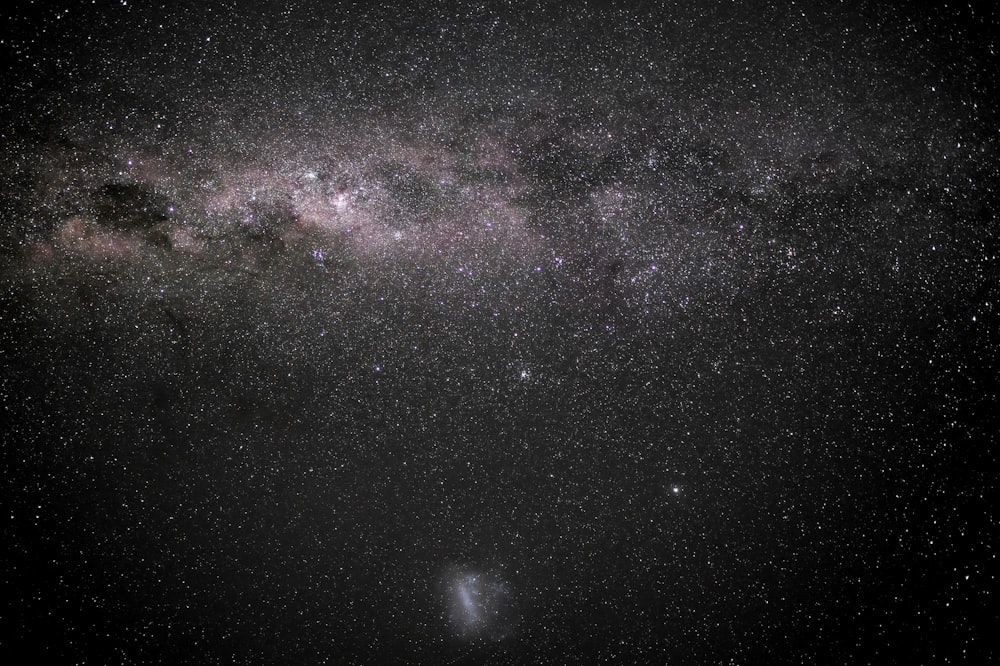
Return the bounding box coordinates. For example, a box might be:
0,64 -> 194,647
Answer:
1,1 -> 997,663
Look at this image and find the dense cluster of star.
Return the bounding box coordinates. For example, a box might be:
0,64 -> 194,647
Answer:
443,567 -> 518,641
1,1 -> 996,664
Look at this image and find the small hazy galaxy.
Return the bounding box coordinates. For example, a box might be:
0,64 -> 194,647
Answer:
1,1 -> 996,663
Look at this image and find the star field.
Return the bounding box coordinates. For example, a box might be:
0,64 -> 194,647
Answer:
1,1 -> 997,663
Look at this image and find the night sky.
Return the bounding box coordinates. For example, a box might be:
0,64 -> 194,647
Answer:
1,1 -> 997,663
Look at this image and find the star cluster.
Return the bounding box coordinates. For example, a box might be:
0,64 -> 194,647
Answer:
443,567 -> 518,641
1,1 -> 997,664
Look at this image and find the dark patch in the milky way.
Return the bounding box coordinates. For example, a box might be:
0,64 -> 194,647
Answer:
90,182 -> 172,231
1,1 -> 997,664
239,197 -> 297,242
